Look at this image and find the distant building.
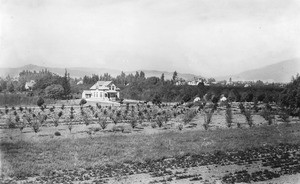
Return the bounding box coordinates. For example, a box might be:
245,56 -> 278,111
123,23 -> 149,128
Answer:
76,80 -> 83,85
25,80 -> 36,91
82,81 -> 120,101
187,78 -> 206,86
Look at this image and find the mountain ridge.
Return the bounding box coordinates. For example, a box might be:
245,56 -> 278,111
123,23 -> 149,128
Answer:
215,58 -> 299,83
0,64 -> 201,81
1,58 -> 298,83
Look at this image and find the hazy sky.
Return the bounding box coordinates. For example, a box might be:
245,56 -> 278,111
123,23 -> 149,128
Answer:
1,0 -> 300,76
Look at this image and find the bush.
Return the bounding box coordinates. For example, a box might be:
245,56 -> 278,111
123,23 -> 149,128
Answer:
79,99 -> 87,106
45,84 -> 64,99
54,131 -> 61,136
36,97 -> 45,107
112,125 -> 125,132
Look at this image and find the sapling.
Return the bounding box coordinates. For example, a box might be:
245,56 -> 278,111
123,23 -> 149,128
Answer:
225,106 -> 233,128
68,114 -> 74,132
130,117 -> 138,129
261,108 -> 274,125
5,106 -> 9,114
82,113 -> 90,126
203,109 -> 213,130
244,109 -> 253,127
32,118 -> 40,133
239,103 -> 245,114
98,117 -> 108,130
156,115 -> 163,128
178,123 -> 183,131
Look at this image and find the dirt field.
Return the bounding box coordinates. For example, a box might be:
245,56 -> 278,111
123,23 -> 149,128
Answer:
1,103 -> 300,184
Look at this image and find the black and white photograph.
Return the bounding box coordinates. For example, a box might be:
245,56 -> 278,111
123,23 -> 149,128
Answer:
1,0 -> 300,183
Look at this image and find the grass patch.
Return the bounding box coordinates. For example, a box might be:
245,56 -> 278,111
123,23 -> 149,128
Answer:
0,93 -> 55,107
1,123 -> 300,178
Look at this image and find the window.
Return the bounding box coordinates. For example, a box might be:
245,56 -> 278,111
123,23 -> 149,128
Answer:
100,92 -> 102,98
111,85 -> 115,90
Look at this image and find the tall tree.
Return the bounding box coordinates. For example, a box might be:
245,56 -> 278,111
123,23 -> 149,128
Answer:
62,69 -> 71,99
140,71 -> 145,80
160,73 -> 165,82
172,71 -> 178,82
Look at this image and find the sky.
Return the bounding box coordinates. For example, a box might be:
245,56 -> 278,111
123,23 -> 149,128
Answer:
1,0 -> 300,76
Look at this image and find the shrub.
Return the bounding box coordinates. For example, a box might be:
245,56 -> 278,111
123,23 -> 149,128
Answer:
36,97 -> 45,107
79,99 -> 87,106
45,84 -> 64,99
54,131 -> 61,136
112,125 -> 125,132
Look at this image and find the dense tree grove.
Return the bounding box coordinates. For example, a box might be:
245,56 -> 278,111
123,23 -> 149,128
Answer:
0,68 -> 299,116
280,74 -> 300,115
0,69 -> 72,99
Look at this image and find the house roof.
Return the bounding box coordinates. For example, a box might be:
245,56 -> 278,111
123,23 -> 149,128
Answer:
90,81 -> 112,90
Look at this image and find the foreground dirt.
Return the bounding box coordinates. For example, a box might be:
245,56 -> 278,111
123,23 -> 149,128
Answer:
2,143 -> 300,184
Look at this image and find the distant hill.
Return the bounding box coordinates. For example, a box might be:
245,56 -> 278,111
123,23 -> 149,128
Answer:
216,58 -> 300,83
0,64 -> 202,81
0,64 -> 121,78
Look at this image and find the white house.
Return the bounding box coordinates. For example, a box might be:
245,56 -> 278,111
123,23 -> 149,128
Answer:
82,81 -> 120,101
25,80 -> 36,90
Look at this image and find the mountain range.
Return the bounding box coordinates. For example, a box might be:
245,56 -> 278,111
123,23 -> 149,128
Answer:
0,64 -> 200,81
0,58 -> 298,83
215,58 -> 299,83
